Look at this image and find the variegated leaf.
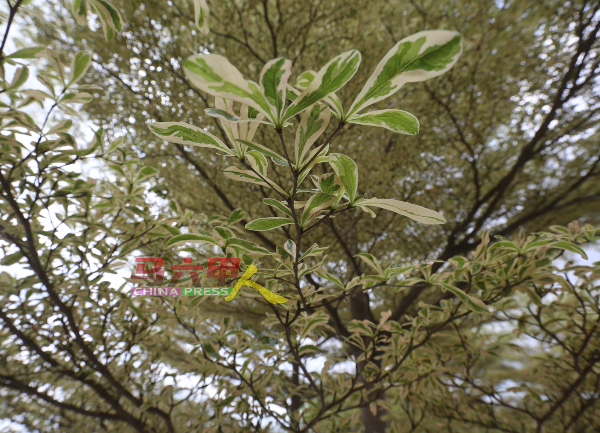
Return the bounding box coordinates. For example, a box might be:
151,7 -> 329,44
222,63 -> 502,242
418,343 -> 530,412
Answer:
184,54 -> 273,121
355,253 -> 384,276
301,193 -> 336,227
192,0 -> 209,35
236,139 -> 286,164
260,57 -> 292,123
88,0 -> 123,42
69,51 -> 92,86
297,144 -> 329,185
283,50 -> 361,121
246,150 -> 269,176
71,0 -> 88,25
328,153 -> 358,204
356,198 -> 445,225
223,167 -> 286,195
348,30 -> 462,117
204,108 -> 272,125
238,105 -> 264,141
245,217 -> 295,231
225,238 -> 271,257
299,244 -> 329,261
295,70 -> 344,118
148,121 -> 234,156
347,109 -> 419,135
295,104 -> 331,166
262,198 -> 294,218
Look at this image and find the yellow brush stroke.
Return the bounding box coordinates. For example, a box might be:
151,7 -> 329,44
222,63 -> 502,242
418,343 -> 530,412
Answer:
225,264 -> 287,304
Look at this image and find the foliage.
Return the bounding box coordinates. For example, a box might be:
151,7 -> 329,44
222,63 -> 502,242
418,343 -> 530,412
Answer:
0,1 -> 599,433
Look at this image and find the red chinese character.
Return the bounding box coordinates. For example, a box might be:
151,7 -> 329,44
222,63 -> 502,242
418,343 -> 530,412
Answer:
170,257 -> 204,287
207,258 -> 240,285
131,258 -> 165,284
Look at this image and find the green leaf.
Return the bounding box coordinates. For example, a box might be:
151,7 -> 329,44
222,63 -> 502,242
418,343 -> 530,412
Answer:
356,198 -> 445,225
215,395 -> 235,408
283,49 -> 361,121
489,241 -> 521,253
192,0 -> 210,35
312,172 -> 342,195
69,51 -> 92,85
88,0 -> 123,42
245,217 -> 294,232
8,66 -> 28,90
7,47 -> 45,59
148,121 -> 234,156
348,30 -> 463,117
551,241 -> 588,260
438,283 -> 488,313
165,233 -> 215,247
227,208 -> 245,225
301,192 -> 336,227
295,104 -> 331,166
184,54 -> 273,121
298,345 -> 320,356
347,109 -> 419,135
262,198 -> 294,218
260,57 -> 292,123
328,153 -> 358,204
1,252 -> 23,266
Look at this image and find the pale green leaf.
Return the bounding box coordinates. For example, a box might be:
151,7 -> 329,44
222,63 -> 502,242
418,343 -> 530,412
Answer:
438,283 -> 489,313
89,0 -> 123,42
7,47 -> 45,59
260,57 -> 292,122
69,51 -> 92,86
165,233 -> 215,247
355,253 -> 384,276
301,192 -> 336,227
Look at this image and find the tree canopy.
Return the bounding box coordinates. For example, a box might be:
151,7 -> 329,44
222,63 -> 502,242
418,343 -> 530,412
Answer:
0,0 -> 599,432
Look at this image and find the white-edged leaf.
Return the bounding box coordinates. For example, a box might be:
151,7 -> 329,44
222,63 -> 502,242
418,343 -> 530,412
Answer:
263,198 -> 294,218
295,70 -> 344,118
438,283 -> 489,313
299,244 -> 329,261
551,241 -> 588,260
148,121 -> 234,156
297,144 -> 330,185
69,51 -> 92,85
356,198 -> 445,225
348,30 -> 463,117
225,238 -> 271,257
295,104 -> 331,166
88,0 -> 123,42
246,150 -> 269,176
355,253 -> 384,276
184,54 -> 273,121
7,47 -> 45,59
223,167 -> 286,195
301,192 -> 336,227
8,66 -> 28,90
71,0 -> 88,25
205,107 -> 272,125
165,233 -> 215,247
239,104 -> 264,141
192,0 -> 209,35
245,217 -> 294,231
260,57 -> 292,123
284,49 -> 361,121
227,208 -> 245,225
236,139 -> 286,162
347,109 -> 419,135
328,153 -> 358,204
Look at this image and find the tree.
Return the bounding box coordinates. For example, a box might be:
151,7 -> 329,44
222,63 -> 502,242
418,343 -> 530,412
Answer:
0,1 -> 599,432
